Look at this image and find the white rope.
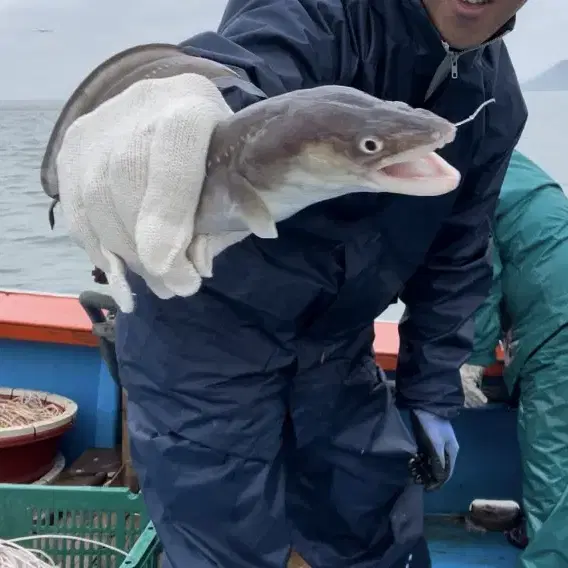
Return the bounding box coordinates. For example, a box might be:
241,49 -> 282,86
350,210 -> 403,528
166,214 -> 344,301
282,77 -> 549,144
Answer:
0,535 -> 127,568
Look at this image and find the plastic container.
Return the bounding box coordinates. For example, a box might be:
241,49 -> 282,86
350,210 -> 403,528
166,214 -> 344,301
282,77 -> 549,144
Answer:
1,337 -> 120,463
0,484 -> 161,568
0,388 -> 78,483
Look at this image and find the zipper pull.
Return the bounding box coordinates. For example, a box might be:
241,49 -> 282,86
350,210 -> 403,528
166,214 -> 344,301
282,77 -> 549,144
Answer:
441,41 -> 459,80
450,54 -> 458,79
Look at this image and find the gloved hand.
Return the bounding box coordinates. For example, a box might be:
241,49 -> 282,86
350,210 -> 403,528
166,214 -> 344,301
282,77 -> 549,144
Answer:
409,409 -> 459,491
56,72 -> 235,313
460,363 -> 488,408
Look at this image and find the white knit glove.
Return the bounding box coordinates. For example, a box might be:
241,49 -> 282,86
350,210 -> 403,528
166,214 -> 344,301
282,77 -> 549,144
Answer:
460,364 -> 488,408
56,72 -> 235,313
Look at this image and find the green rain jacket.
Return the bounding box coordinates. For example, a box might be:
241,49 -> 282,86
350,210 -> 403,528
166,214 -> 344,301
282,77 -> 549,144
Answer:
469,150 -> 568,392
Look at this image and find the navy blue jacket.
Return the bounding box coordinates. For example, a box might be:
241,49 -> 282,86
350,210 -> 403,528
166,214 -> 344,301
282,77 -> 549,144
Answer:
175,0 -> 527,418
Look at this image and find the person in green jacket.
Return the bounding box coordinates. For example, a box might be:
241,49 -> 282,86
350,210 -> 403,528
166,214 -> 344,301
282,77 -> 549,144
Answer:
461,150 -> 568,567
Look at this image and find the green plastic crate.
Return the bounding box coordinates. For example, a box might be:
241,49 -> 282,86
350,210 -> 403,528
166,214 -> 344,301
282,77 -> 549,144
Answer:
0,484 -> 162,567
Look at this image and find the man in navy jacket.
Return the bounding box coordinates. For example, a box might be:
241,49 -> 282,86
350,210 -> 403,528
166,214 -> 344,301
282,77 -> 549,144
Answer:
115,1 -> 528,566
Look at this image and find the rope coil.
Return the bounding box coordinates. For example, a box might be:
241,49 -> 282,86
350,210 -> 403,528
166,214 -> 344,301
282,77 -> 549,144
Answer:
0,535 -> 127,568
0,393 -> 63,429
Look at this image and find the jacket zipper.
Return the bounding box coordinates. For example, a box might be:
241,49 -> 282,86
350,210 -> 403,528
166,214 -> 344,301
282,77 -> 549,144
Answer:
440,30 -> 511,81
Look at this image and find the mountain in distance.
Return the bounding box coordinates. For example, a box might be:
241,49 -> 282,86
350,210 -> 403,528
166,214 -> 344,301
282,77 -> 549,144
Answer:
522,60 -> 568,91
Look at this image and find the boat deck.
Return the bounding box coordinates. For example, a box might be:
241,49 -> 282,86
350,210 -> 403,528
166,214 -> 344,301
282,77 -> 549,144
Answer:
287,518 -> 519,567
1,290 -> 522,567
427,517 -> 519,567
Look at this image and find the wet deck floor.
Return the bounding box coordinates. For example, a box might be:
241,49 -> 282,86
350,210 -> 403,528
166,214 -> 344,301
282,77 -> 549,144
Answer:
426,517 -> 520,567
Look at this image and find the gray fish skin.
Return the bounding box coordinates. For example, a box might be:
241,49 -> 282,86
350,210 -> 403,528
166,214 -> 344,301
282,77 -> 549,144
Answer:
196,85 -> 459,237
40,43 -> 239,200
41,43 -> 460,241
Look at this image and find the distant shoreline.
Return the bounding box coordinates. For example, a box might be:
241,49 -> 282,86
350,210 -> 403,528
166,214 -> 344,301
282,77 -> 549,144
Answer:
521,60 -> 568,92
0,100 -> 63,110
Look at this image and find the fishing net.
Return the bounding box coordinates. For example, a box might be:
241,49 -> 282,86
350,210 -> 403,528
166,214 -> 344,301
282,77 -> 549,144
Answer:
0,392 -> 63,429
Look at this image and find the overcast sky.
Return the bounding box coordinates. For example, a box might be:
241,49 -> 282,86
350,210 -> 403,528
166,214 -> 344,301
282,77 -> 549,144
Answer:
0,0 -> 565,100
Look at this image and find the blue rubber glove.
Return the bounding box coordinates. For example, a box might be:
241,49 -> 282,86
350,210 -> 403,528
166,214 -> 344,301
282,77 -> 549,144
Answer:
409,409 -> 459,491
